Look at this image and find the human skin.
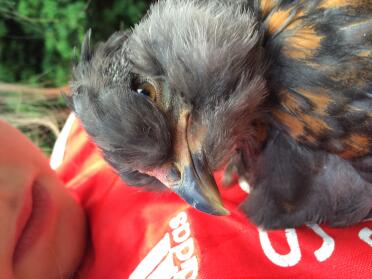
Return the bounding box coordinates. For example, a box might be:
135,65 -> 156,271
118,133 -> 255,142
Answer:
0,120 -> 86,279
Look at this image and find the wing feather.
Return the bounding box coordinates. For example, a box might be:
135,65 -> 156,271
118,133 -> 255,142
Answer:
259,0 -> 372,159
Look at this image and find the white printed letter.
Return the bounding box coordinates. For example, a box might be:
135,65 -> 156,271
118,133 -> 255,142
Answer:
306,224 -> 335,262
259,228 -> 302,267
359,227 -> 372,247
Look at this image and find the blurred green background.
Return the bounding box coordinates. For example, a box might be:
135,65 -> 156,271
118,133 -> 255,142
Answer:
0,0 -> 152,154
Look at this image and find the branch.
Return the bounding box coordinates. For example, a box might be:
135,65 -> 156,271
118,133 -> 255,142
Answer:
0,82 -> 69,99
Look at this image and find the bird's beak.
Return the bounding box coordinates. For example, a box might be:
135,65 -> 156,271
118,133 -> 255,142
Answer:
172,149 -> 229,216
144,111 -> 229,216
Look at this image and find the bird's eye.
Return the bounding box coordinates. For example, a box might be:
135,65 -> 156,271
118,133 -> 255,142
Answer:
136,82 -> 157,101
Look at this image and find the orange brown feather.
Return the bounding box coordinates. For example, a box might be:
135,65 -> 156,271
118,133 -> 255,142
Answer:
259,0 -> 372,159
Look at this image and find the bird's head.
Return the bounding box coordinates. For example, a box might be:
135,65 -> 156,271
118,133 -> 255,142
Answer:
69,0 -> 268,215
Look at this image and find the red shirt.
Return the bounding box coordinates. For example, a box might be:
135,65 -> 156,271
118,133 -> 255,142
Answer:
51,115 -> 372,279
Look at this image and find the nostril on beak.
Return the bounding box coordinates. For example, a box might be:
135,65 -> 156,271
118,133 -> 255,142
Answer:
166,165 -> 181,184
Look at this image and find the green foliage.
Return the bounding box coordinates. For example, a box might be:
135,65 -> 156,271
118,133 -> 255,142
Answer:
0,0 -> 151,86
87,0 -> 149,43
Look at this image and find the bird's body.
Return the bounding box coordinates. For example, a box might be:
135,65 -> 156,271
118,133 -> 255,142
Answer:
68,0 -> 372,229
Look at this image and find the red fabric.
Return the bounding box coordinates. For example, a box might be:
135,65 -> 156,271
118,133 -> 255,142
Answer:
55,119 -> 372,279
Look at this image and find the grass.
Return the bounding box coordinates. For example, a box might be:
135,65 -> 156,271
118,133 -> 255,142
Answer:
0,90 -> 70,155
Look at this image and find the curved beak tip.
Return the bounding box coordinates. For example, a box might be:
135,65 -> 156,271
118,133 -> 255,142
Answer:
204,205 -> 230,216
177,189 -> 230,216
173,165 -> 230,216
190,195 -> 230,216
